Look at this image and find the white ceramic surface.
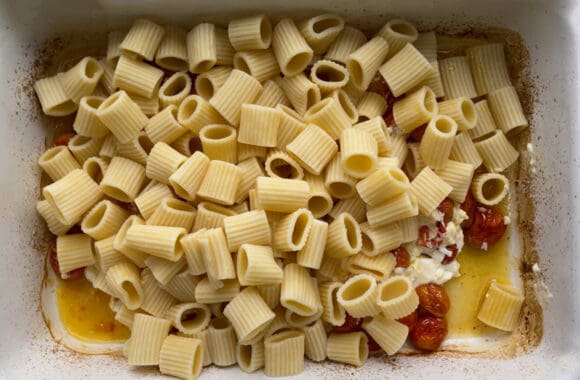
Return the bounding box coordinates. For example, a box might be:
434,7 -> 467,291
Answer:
0,0 -> 579,378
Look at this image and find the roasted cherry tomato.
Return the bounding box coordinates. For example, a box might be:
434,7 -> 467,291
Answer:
397,309 -> 419,331
417,225 -> 445,249
332,314 -> 362,333
391,246 -> 411,268
367,74 -> 391,99
437,198 -> 455,225
67,225 -> 83,235
52,132 -> 76,147
408,124 -> 427,142
409,315 -> 448,351
48,242 -> 85,280
460,191 -> 477,229
441,244 -> 459,265
364,331 -> 382,353
416,283 -> 450,318
465,206 -> 507,249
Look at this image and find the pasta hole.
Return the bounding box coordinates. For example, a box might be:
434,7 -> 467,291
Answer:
191,343 -> 203,376
200,202 -> 236,217
308,195 -> 331,216
84,202 -> 106,229
312,17 -> 341,34
482,178 -> 506,201
314,65 -> 346,83
84,160 -> 105,183
389,168 -> 409,185
162,75 -> 188,97
195,77 -> 214,99
69,135 -> 91,148
291,212 -> 310,246
211,318 -> 230,330
389,20 -> 417,37
85,97 -> 103,109
358,334 -> 368,362
260,17 -> 272,45
270,158 -> 299,179
379,280 -> 409,302
343,216 -> 359,250
201,125 -> 234,141
433,117 -> 455,134
165,198 -> 194,212
357,116 -> 370,123
267,329 -> 302,343
180,308 -> 207,330
345,154 -> 374,174
286,52 -> 312,75
461,99 -> 477,125
238,248 -> 249,283
238,345 -> 252,368
328,182 -> 354,198
178,98 -> 199,121
336,91 -> 357,120
157,57 -> 188,71
121,281 -> 139,303
331,287 -> 343,321
305,97 -> 330,117
347,62 -> 363,88
361,232 -> 374,253
102,185 -> 131,203
193,60 -> 215,74
99,92 -> 122,110
306,88 -> 319,110
39,146 -> 66,162
138,135 -> 154,154
422,88 -> 437,114
234,55 -> 251,75
84,59 -> 101,79
341,277 -> 372,301
285,300 -> 315,315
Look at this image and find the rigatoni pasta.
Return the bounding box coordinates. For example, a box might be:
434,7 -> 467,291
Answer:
228,14 -> 272,51
272,18 -> 313,76
155,26 -> 189,72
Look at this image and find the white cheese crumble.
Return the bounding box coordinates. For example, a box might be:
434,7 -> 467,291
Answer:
527,142 -> 537,174
532,263 -> 540,273
504,215 -> 511,225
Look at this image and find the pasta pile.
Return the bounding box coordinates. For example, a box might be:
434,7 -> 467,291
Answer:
34,14 -> 527,380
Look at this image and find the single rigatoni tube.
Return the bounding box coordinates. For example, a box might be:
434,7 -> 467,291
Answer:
466,43 -> 512,96
196,160 -> 242,206
127,313 -> 172,365
413,59 -> 445,98
43,169 -> 103,225
272,18 -> 313,76
273,208 -> 314,252
287,124 -> 338,176
438,97 -> 478,131
115,133 -> 152,166
146,142 -> 187,184
281,263 -> 320,317
209,69 -> 263,126
238,105 -> 281,148
235,157 -> 265,203
155,26 -> 188,71
100,156 -> 145,202
198,124 -> 237,163
304,173 -> 332,218
327,332 -> 368,367
120,18 -> 165,61
105,262 -> 144,310
471,173 -> 509,206
94,236 -> 129,271
140,266 -> 179,316
165,303 -> 211,335
56,234 -> 95,276
359,222 -> 402,256
325,212 -> 362,259
96,90 -> 148,144
170,132 -> 199,156
362,314 -> 408,355
113,55 -> 163,99
158,335 -> 203,380
409,167 -> 453,217
214,27 -> 235,66
195,278 -> 240,304
477,281 -> 524,331
255,176 -> 310,213
469,99 -> 498,140
356,167 -> 410,206
346,252 -> 396,281
223,210 -> 271,251
186,23 -> 217,73
33,75 -> 77,116
81,200 -> 128,240
319,281 -> 345,325
38,146 -> 81,182
398,216 -> 419,243
228,14 -> 272,51
206,319 -> 237,366
199,228 -> 236,283
439,56 -> 478,100
135,182 -> 173,220
237,341 -> 265,373
419,115 -> 458,170
299,14 -> 344,54
106,30 -> 124,66
162,271 -> 199,302
331,89 -> 359,124
303,97 -> 351,139
325,153 -> 357,199
296,219 -> 328,270
99,133 -> 117,159
125,224 -> 186,262
376,156 -> 400,170
275,105 -> 306,149
366,192 -> 419,227
379,44 -> 432,97
224,287 -> 275,344
376,275 -> 419,319
158,71 -> 191,109
435,160 -> 475,203
325,26 -> 367,65
147,198 -> 196,230
60,57 -> 103,103
488,86 -> 528,135
413,31 -> 437,61
336,274 -> 379,317
114,304 -> 135,328
356,92 -> 387,122
310,59 -> 349,93
237,244 -> 283,286
180,230 -> 208,275
341,128 -> 378,179
74,96 -> 109,138
177,94 -> 225,135
329,194 -> 367,223
195,66 -> 232,100
233,50 -> 279,83
255,80 -> 290,108
474,130 -> 519,172
193,202 -> 236,231
145,105 -> 187,145
113,215 -> 148,267
145,257 -> 187,289
36,200 -> 74,236
265,150 -> 304,180
377,19 -> 418,58
347,36 -> 389,90
393,86 -> 438,133
169,151 -> 210,201
302,319 -> 327,362
280,73 -> 321,115
67,135 -> 103,164
264,330 -> 305,377
450,132 -> 484,168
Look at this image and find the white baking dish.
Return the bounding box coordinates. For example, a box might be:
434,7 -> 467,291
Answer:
1,0 -> 579,378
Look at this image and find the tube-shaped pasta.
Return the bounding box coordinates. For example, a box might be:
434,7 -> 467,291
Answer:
180,230 -> 208,275
398,216 -> 419,243
106,262 -> 144,310
235,157 -> 265,203
214,27 -> 235,66
324,153 -> 356,199
275,105 -> 306,149
158,335 -> 203,380
74,96 -> 109,138
471,173 -> 509,206
158,72 -> 191,109
392,86 -> 438,133
325,212 -> 362,258
450,132 -> 484,168
265,150 -> 304,181
327,332 -> 368,367
113,55 -> 163,99
125,224 -> 186,262
264,330 -> 305,377
366,192 -> 419,227
419,115 -> 458,170
377,19 -> 418,58
435,160 -> 475,203
469,100 -> 497,140
299,14 -> 344,54
134,182 -> 172,221
310,59 -> 349,93
405,142 -> 425,178
273,208 -> 314,252
325,26 -> 367,65
224,287 -> 275,344
254,176 -> 310,212
155,26 -> 188,72
287,124 -> 338,176
195,66 -> 232,100
228,14 -> 272,51
376,156 -> 400,170
346,252 -> 396,281
330,89 -> 359,124
280,73 -> 321,115
127,314 -> 172,366
198,124 -> 237,163
100,156 -> 146,202
177,95 -> 225,135
281,263 -> 320,316
356,92 -> 387,122
67,135 -> 103,165
319,281 -> 346,326
113,215 -> 148,267
356,167 -> 409,206
120,18 -> 164,61
193,202 -> 236,231
359,222 -> 402,256
43,169 -> 103,225
412,59 -> 445,98
466,43 -> 512,96
38,146 -> 81,182
237,341 -> 265,373
169,151 -> 210,201
145,105 -> 187,145
336,274 -> 379,317
409,167 -> 453,217
255,80 -> 290,108
98,134 -> 117,159
362,314 -> 408,355
223,210 -> 271,251
347,36 -> 389,90
81,200 -> 128,240
200,228 -> 236,283
206,318 -> 238,367
238,105 -> 281,148
165,303 -> 211,335
186,23 -> 217,73
115,133 -> 152,166
438,97 -> 478,131
94,236 -> 130,271
195,278 -> 240,304
303,97 -> 351,139
56,234 -> 95,276
196,160 -> 242,206
147,198 -> 196,230
33,75 -> 77,116
303,173 -> 332,218
296,219 -> 328,270
272,18 -> 313,76
258,284 -> 281,310
413,31 -> 437,62
477,281 -> 524,331
60,57 -> 103,103
146,142 -> 187,184
170,132 -> 200,157
209,69 -> 263,126
140,266 -> 179,316
233,50 -> 279,83
96,90 -> 148,144
237,244 -> 282,286
162,271 -> 199,302
329,194 -> 367,223
106,30 -> 124,66
340,128 -> 378,179
36,200 -> 74,236
379,44 -> 432,97
99,59 -> 116,95
488,86 -> 528,135
439,56 -> 478,100
474,130 -> 519,172
376,275 -> 419,319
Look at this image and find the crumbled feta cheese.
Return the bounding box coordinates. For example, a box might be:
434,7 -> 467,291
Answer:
481,242 -> 488,251
504,215 -> 511,225
401,257 -> 460,287
532,263 -> 540,273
